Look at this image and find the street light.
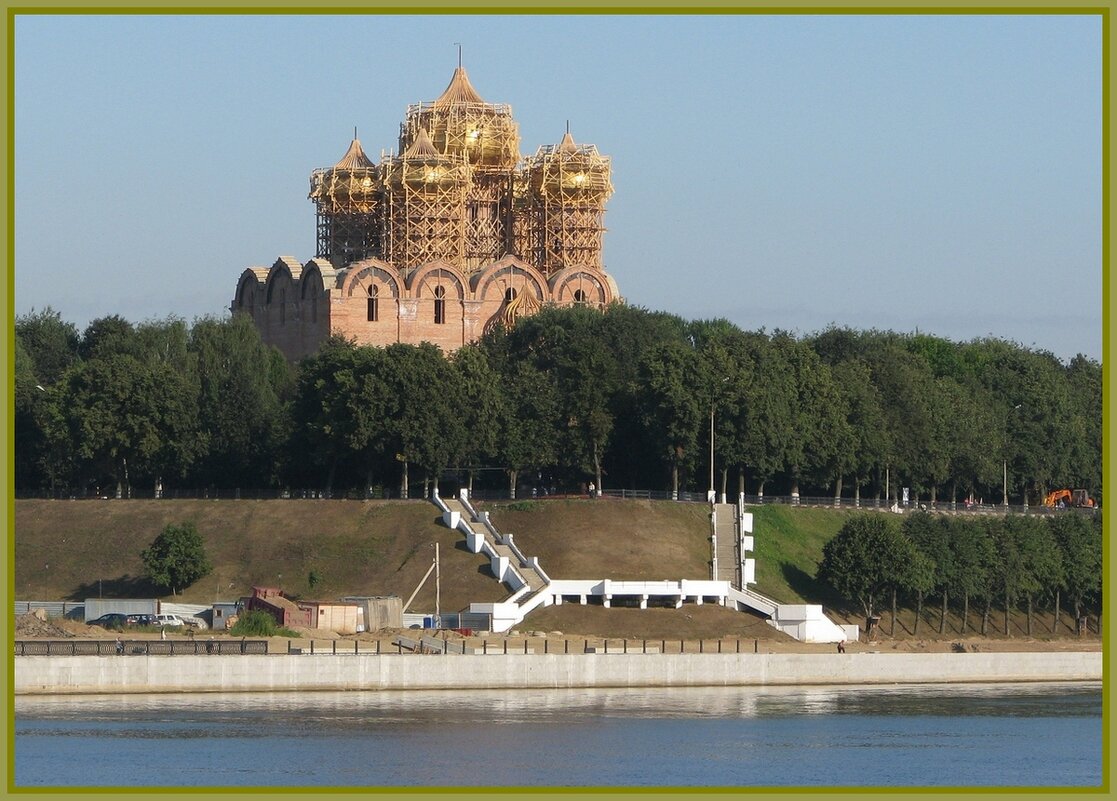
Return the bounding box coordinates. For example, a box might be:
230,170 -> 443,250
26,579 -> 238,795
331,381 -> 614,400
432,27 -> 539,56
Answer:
1004,404 -> 1022,508
709,377 -> 730,503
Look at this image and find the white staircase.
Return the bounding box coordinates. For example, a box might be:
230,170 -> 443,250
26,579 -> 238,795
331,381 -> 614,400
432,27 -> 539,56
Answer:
716,495 -> 854,644
432,489 -> 855,643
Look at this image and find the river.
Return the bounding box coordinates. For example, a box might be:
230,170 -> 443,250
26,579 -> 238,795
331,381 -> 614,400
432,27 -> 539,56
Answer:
14,682 -> 1102,788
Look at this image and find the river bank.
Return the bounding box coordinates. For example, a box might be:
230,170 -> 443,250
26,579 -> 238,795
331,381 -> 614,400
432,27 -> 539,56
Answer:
15,650 -> 1102,695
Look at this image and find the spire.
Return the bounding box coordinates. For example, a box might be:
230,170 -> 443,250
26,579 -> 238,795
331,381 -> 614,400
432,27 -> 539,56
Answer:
334,137 -> 375,170
557,129 -> 578,155
404,128 -> 440,158
433,65 -> 485,106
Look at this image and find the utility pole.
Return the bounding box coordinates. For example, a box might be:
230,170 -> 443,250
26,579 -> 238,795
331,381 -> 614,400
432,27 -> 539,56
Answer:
709,404 -> 715,498
434,542 -> 441,623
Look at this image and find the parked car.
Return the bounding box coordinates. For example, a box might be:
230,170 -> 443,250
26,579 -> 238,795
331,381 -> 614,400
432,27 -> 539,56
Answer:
127,614 -> 156,627
183,617 -> 208,630
151,614 -> 186,628
88,613 -> 129,630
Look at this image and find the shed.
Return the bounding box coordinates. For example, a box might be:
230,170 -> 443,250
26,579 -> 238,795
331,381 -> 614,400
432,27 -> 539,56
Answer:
342,596 -> 403,630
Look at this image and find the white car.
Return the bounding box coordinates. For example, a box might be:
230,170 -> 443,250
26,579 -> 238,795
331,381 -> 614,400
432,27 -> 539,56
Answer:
152,614 -> 185,628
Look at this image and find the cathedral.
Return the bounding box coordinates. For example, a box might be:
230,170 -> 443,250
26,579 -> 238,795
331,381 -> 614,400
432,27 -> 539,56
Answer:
232,63 -> 620,360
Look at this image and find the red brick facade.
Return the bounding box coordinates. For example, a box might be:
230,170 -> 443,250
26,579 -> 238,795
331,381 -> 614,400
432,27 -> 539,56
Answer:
230,65 -> 621,360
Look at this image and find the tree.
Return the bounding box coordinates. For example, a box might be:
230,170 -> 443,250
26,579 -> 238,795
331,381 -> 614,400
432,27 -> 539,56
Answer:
946,516 -> 996,634
637,340 -> 703,497
902,512 -> 952,634
1009,516 -> 1064,636
1049,514 -> 1099,632
79,314 -> 136,361
382,343 -> 466,498
494,360 -> 559,498
451,345 -> 506,493
189,314 -> 290,489
141,522 -> 212,595
15,307 -> 80,385
59,352 -> 202,497
287,337 -> 366,494
817,513 -> 917,621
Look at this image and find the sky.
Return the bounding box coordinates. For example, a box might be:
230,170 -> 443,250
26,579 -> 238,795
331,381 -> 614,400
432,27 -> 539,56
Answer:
13,13 -> 1104,361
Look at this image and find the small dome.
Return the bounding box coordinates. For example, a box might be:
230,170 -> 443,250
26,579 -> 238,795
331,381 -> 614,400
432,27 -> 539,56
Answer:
433,66 -> 486,106
309,136 -> 379,207
403,128 -> 441,159
334,137 -> 375,170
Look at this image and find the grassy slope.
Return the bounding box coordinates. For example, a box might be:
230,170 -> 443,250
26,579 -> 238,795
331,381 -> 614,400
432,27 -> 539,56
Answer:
15,499 -> 1082,640
14,499 -> 503,612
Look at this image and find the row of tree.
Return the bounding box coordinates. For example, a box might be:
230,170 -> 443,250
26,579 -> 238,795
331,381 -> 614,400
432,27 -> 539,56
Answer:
818,511 -> 1102,634
14,303 -> 1102,504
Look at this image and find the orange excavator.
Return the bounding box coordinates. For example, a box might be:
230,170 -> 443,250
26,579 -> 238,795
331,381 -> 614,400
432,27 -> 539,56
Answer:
1043,489 -> 1095,508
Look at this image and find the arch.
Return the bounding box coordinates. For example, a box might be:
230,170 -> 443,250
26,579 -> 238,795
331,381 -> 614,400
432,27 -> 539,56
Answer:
300,266 -> 325,301
472,259 -> 549,304
339,258 -> 403,299
548,267 -> 613,307
407,260 -> 469,300
265,257 -> 300,305
234,268 -> 268,310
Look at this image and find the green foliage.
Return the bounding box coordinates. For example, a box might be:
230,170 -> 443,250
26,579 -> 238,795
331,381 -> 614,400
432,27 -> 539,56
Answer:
229,610 -> 281,636
817,513 -> 919,618
141,522 -> 212,594
1050,513 -> 1102,615
308,570 -> 323,590
189,314 -> 288,487
15,307 -> 80,385
12,306 -> 1102,506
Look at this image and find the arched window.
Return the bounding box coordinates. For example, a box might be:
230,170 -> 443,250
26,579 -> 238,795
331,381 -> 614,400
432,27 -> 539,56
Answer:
367,285 -> 379,322
434,285 -> 446,325
504,287 -> 518,303
573,289 -> 587,304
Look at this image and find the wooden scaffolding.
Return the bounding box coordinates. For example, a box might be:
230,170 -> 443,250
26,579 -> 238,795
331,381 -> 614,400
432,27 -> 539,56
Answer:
309,137 -> 381,266
400,66 -> 521,272
522,130 -> 613,274
381,128 -> 471,270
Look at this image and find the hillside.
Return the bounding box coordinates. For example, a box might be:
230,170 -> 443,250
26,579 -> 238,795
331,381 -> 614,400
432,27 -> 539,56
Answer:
13,498 -> 1095,642
14,498 -> 739,611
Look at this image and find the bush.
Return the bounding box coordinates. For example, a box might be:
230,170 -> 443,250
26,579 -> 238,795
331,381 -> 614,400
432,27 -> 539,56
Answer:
229,610 -> 280,636
141,521 -> 212,595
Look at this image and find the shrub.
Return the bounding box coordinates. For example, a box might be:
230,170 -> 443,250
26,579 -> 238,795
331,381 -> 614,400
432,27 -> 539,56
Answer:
230,610 -> 279,637
141,521 -> 212,595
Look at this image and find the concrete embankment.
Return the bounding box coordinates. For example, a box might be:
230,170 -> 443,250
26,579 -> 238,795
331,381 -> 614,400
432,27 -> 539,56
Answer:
15,651 -> 1101,695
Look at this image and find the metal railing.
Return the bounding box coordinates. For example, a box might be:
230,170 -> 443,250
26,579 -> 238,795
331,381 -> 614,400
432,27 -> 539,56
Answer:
15,639 -> 269,656
15,487 -> 1090,515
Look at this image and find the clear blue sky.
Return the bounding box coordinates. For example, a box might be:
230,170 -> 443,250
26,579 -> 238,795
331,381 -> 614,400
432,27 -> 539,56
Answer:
14,13 -> 1103,361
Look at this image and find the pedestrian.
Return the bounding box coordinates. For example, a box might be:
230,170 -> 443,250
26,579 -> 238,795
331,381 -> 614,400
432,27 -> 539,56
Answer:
837,640 -> 846,654
115,637 -> 124,656
588,481 -> 596,498
160,626 -> 166,641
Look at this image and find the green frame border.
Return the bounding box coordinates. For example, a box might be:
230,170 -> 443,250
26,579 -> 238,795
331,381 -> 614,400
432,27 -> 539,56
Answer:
2,6 -> 1110,800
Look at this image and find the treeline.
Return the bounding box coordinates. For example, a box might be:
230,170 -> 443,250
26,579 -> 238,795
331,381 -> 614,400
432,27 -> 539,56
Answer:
819,511 -> 1103,634
14,304 -> 1102,505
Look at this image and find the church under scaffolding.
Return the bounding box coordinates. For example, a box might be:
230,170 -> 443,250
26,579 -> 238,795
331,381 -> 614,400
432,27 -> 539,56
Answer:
234,63 -> 619,360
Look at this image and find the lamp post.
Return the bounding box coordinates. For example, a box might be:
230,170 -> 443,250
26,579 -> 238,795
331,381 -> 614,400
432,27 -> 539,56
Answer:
709,377 -> 730,503
1004,404 -> 1022,508
709,403 -> 715,501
